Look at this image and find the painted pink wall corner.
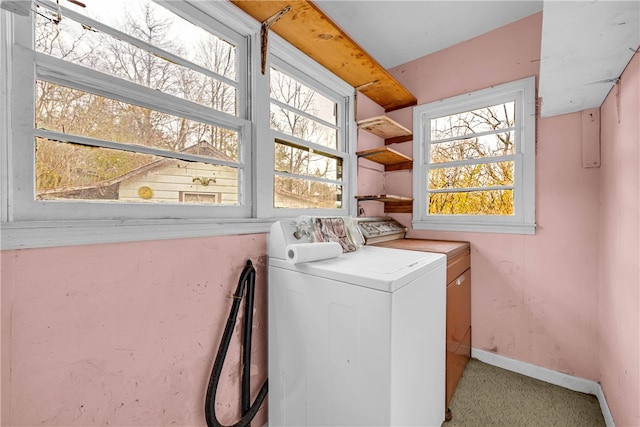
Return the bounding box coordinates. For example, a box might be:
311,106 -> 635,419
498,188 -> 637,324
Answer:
387,10 -> 640,426
1,234 -> 268,427
598,50 -> 640,427
387,12 -> 601,380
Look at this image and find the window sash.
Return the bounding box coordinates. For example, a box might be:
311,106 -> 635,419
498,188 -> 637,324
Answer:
36,53 -> 247,133
9,5 -> 252,220
413,77 -> 536,234
34,129 -> 241,169
260,55 -> 353,217
36,0 -> 240,91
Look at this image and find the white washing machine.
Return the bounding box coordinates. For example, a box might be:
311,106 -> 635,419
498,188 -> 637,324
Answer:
267,219 -> 446,427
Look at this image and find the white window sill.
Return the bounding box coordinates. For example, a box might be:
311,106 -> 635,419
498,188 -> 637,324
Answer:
1,218 -> 277,250
412,220 -> 536,235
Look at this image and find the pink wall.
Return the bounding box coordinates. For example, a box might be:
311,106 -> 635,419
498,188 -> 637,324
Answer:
598,51 -> 640,427
382,13 -> 601,381
1,235 -> 268,426
2,10 -> 637,427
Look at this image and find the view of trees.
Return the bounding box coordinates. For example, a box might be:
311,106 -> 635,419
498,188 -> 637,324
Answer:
428,102 -> 516,215
269,67 -> 343,209
34,0 -> 239,197
34,0 -> 342,209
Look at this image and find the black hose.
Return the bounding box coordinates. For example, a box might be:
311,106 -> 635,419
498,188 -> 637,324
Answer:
205,260 -> 269,427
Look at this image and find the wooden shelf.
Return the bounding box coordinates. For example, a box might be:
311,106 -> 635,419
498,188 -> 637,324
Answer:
356,147 -> 413,171
355,194 -> 412,203
229,1 -> 417,112
355,194 -> 413,213
356,145 -> 413,212
357,116 -> 412,144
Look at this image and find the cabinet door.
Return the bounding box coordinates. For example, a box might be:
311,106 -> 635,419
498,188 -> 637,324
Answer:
445,268 -> 471,408
446,269 -> 471,344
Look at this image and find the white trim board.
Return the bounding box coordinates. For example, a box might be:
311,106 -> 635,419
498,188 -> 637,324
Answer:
0,218 -> 275,250
472,348 -> 615,427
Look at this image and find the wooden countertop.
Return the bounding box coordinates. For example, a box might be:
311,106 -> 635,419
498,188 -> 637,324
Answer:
374,239 -> 470,259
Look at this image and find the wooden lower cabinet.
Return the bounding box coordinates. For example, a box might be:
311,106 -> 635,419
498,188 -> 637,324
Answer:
374,239 -> 471,417
446,267 -> 471,411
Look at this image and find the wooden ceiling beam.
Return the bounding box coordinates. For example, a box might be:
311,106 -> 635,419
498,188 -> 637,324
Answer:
230,0 -> 417,112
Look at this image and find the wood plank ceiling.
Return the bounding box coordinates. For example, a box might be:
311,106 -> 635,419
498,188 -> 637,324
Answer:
230,0 -> 418,112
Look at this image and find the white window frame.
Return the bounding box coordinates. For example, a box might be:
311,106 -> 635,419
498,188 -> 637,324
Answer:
412,76 -> 536,234
257,53 -> 355,219
0,1 -> 356,249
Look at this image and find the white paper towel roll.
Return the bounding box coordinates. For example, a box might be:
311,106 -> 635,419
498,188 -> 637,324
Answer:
286,242 -> 343,264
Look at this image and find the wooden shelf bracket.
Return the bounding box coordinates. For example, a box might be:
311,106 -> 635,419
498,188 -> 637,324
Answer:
260,5 -> 292,74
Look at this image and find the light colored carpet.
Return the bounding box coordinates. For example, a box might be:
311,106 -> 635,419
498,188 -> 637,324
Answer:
446,359 -> 605,427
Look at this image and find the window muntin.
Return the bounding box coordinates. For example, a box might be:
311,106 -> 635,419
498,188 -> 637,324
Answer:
413,77 -> 535,234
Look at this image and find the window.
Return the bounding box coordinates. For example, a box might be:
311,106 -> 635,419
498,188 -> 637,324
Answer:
266,61 -> 349,214
413,77 -> 536,234
253,43 -> 355,219
1,0 -> 355,248
180,192 -> 221,204
25,0 -> 250,220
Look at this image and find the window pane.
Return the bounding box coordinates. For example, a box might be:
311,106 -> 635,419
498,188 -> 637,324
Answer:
430,102 -> 515,141
35,1 -> 238,114
274,176 -> 342,209
429,190 -> 514,215
36,82 -> 239,161
38,0 -> 237,79
275,141 -> 342,180
270,104 -> 337,149
270,68 -> 336,124
429,161 -> 514,189
430,132 -> 514,163
36,138 -> 239,204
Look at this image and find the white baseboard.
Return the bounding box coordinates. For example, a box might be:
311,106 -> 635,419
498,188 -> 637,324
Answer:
472,348 -> 615,427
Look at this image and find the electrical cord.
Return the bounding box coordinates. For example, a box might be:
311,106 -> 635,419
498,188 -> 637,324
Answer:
205,260 -> 268,427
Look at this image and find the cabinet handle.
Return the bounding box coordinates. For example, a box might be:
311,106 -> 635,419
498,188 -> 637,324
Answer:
456,274 -> 466,286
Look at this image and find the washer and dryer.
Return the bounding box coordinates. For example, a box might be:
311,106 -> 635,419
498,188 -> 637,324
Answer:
267,218 -> 446,427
